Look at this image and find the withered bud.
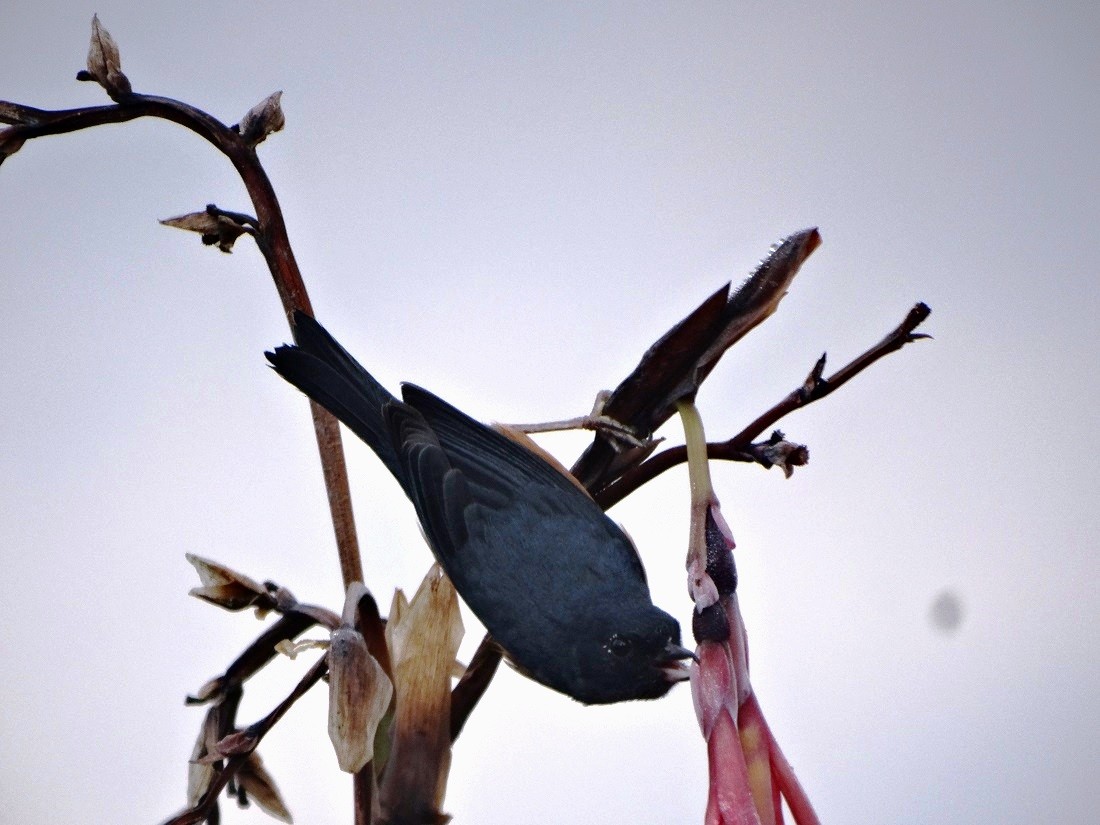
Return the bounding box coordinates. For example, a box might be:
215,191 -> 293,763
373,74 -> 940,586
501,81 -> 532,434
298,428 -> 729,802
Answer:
186,708 -> 222,806
185,553 -> 271,611
692,602 -> 731,644
84,15 -> 132,100
210,727 -> 259,760
704,506 -> 737,597
759,434 -> 809,479
328,625 -> 393,773
160,209 -> 250,253
236,91 -> 285,148
236,751 -> 293,823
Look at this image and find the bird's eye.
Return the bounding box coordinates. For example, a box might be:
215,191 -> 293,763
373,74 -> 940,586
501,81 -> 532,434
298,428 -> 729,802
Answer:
607,635 -> 633,657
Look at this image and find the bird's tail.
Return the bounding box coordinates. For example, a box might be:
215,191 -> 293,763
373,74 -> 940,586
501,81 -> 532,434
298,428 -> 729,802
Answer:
266,310 -> 405,486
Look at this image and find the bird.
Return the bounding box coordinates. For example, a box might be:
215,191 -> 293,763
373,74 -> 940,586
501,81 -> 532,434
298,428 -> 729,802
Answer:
267,310 -> 693,704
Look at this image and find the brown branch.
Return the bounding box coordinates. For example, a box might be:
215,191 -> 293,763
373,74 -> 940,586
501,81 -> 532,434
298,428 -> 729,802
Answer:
594,302 -> 931,509
212,654 -> 330,758
449,635 -> 503,741
1,91 -> 365,589
166,655 -> 329,825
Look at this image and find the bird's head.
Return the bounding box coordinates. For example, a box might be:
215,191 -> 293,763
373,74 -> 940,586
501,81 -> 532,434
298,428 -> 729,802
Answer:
563,605 -> 694,704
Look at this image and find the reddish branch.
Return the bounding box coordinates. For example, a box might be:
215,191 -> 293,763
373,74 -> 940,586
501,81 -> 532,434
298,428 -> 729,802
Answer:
1,92 -> 365,591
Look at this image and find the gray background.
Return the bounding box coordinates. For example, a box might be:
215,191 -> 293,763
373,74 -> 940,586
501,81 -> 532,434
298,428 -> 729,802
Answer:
1,2 -> 1096,823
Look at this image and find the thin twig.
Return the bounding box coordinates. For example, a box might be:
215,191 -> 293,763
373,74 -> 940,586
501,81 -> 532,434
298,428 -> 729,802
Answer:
449,635 -> 503,741
166,656 -> 329,825
594,302 -> 931,509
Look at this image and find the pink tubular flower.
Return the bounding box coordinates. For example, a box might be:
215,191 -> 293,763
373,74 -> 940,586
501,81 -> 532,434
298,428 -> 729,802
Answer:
678,401 -> 820,825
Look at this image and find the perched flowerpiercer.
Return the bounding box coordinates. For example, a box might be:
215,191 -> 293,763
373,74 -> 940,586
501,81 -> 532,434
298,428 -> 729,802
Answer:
268,311 -> 692,704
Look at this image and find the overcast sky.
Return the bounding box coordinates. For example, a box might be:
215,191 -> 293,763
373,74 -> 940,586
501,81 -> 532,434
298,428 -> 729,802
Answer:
1,3 -> 1096,824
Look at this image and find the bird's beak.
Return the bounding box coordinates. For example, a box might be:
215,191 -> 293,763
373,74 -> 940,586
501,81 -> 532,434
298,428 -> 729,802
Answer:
659,641 -> 698,682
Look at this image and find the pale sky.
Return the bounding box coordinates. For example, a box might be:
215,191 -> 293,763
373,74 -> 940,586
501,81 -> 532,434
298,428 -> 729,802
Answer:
1,3 -> 1096,824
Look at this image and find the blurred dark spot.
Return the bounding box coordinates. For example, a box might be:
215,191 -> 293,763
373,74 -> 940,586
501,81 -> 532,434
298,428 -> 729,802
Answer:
929,589 -> 964,632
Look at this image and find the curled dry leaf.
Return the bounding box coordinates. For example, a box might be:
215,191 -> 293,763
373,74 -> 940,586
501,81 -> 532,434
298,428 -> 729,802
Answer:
186,708 -> 222,807
85,15 -> 132,99
238,91 -> 286,148
571,229 -> 821,491
160,211 -> 221,235
328,626 -> 393,773
757,437 -> 808,479
237,751 -> 293,824
185,553 -> 271,611
210,727 -> 261,760
160,210 -> 249,253
327,581 -> 393,772
380,565 -> 464,823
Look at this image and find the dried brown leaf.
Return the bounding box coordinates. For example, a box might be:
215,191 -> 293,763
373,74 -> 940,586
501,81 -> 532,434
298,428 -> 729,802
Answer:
238,91 -> 285,147
384,588 -> 411,661
85,15 -> 132,99
571,228 -> 821,491
211,727 -> 259,759
186,710 -> 221,806
160,211 -> 249,253
185,553 -> 270,611
237,752 -> 293,823
328,626 -> 393,773
379,565 -> 463,822
160,212 -> 221,235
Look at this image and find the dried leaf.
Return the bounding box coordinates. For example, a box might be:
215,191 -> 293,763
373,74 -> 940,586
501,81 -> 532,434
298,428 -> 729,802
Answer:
160,210 -> 249,254
379,565 -> 464,822
328,626 -> 393,773
384,588 -> 411,661
186,710 -> 222,806
238,91 -> 285,148
160,212 -> 221,235
757,437 -> 808,479
571,228 -> 821,491
211,727 -> 259,759
237,752 -> 293,823
85,15 -> 132,99
185,553 -> 270,611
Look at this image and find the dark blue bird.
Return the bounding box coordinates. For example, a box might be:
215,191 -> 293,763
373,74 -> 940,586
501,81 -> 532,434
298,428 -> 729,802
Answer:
267,311 -> 692,704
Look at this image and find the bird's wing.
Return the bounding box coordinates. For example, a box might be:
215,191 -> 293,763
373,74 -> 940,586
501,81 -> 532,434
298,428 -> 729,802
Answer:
402,383 -> 602,500
394,384 -> 652,597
